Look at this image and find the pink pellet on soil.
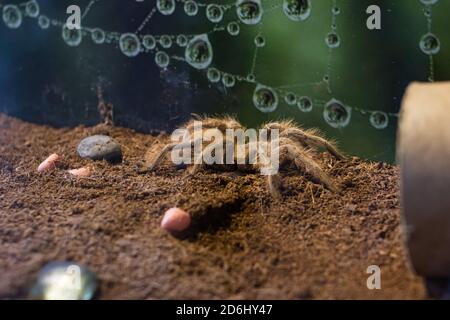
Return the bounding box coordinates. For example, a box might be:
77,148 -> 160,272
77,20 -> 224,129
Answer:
68,166 -> 93,178
161,208 -> 191,233
37,153 -> 60,173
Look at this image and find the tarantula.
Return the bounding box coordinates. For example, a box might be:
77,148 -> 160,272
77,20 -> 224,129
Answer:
146,116 -> 345,198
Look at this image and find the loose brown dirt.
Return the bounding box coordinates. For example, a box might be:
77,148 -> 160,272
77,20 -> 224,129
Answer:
0,113 -> 426,299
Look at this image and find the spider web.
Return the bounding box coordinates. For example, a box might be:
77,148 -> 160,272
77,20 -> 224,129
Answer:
0,0 -> 446,162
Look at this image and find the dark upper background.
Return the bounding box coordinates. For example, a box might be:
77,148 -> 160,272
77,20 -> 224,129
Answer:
1,0 -> 449,163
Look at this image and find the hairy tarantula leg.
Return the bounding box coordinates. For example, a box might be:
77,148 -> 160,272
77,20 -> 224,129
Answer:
280,128 -> 345,160
279,144 -> 341,193
146,143 -> 180,171
188,144 -> 214,176
268,174 -> 282,199
188,139 -> 231,176
147,139 -> 200,171
252,146 -> 283,198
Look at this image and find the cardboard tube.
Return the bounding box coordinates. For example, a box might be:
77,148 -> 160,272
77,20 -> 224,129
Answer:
398,82 -> 450,277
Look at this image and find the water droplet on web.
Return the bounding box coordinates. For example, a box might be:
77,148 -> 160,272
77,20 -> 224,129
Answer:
369,111 -> 389,129
253,84 -> 279,113
297,96 -> 313,112
184,0 -> 198,16
3,5 -> 22,29
176,34 -> 188,47
284,92 -> 297,106
185,34 -> 213,70
420,0 -> 439,5
62,25 -> 83,47
332,5 -> 340,15
38,15 -> 50,29
25,0 -> 40,18
91,28 -> 105,44
282,0 -> 311,22
323,99 -> 351,128
155,51 -> 170,68
227,21 -> 240,36
246,74 -> 256,82
420,33 -> 440,55
222,74 -> 236,87
159,35 -> 172,49
423,7 -> 431,18
325,32 -> 340,48
207,67 -> 221,83
206,4 -> 224,23
236,0 -> 263,25
142,35 -> 156,50
119,33 -> 141,57
157,0 -> 176,16
254,34 -> 266,47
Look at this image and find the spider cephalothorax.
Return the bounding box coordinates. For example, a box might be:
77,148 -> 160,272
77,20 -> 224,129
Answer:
146,116 -> 345,198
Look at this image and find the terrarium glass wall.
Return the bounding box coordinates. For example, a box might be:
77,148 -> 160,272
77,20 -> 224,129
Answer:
0,0 -> 449,163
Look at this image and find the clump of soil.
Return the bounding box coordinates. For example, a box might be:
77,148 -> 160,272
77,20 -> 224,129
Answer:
0,113 -> 426,299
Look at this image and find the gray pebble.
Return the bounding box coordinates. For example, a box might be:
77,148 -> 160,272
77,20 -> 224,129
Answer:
77,135 -> 122,163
